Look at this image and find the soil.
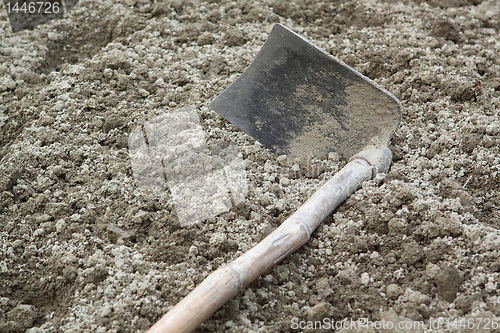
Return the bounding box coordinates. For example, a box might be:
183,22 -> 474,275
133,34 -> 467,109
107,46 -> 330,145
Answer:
1,0 -> 500,332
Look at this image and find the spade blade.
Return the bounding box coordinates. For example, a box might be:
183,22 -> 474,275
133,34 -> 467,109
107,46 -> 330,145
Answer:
210,23 -> 402,160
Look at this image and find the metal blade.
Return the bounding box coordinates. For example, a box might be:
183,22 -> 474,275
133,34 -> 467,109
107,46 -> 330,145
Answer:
210,23 -> 402,160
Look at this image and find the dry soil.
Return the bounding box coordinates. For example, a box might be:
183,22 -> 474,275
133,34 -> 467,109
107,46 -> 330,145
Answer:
1,0 -> 500,332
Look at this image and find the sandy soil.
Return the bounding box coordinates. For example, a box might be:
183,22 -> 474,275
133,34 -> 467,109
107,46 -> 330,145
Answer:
1,0 -> 500,332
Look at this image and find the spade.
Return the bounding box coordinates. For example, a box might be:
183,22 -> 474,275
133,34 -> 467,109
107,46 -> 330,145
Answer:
148,23 -> 402,333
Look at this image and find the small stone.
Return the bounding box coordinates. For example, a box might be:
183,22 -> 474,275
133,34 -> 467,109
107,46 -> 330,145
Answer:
373,173 -> 386,186
400,303 -> 423,321
138,88 -> 150,97
207,9 -> 221,23
274,265 -> 290,282
26,328 -> 42,333
47,32 -> 60,41
485,121 -> 500,135
337,269 -> 355,285
250,211 -> 261,220
101,304 -> 113,317
54,100 -> 65,111
86,98 -> 97,109
0,297 -> 9,306
433,216 -> 462,237
132,210 -> 149,224
395,184 -> 414,199
197,32 -> 215,46
436,300 -> 450,312
379,309 -> 401,329
490,260 -> 500,272
150,2 -> 168,17
6,304 -> 37,330
35,214 -> 52,223
209,232 -> 227,246
487,77 -> 500,91
386,284 -> 402,299
55,219 -> 67,232
444,79 -> 476,102
305,302 -> 332,321
38,115 -> 55,126
315,277 -> 332,298
388,217 -> 408,234
0,75 -> 16,92
351,237 -> 368,253
52,165 -> 65,177
328,152 -> 341,162
104,115 -> 123,132
13,239 -> 23,249
360,272 -> 370,285
454,294 -> 480,313
33,228 -> 44,237
279,177 -> 290,186
260,193 -> 274,207
409,291 -> 431,305
224,29 -> 247,47
267,183 -> 282,196
435,265 -> 461,302
401,241 -> 425,265
188,245 -> 198,257
275,200 -> 286,212
63,265 -> 77,282
485,281 -> 497,293
425,263 -> 441,279
276,155 -> 287,163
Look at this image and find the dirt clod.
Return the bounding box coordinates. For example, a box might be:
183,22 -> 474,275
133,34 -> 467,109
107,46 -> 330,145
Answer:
435,265 -> 461,302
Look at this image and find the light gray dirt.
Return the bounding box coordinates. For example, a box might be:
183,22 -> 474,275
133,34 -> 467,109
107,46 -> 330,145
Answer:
1,0 -> 500,332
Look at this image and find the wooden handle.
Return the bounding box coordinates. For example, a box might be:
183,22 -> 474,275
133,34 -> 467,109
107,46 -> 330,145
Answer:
148,156 -> 378,333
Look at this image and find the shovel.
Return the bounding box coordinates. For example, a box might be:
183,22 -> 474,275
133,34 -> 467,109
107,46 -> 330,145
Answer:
147,23 -> 401,333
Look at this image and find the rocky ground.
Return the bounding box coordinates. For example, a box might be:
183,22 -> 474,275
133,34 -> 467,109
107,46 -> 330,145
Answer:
1,0 -> 500,332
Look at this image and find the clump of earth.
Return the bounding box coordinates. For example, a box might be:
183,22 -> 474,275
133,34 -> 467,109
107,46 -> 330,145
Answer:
1,0 -> 500,332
